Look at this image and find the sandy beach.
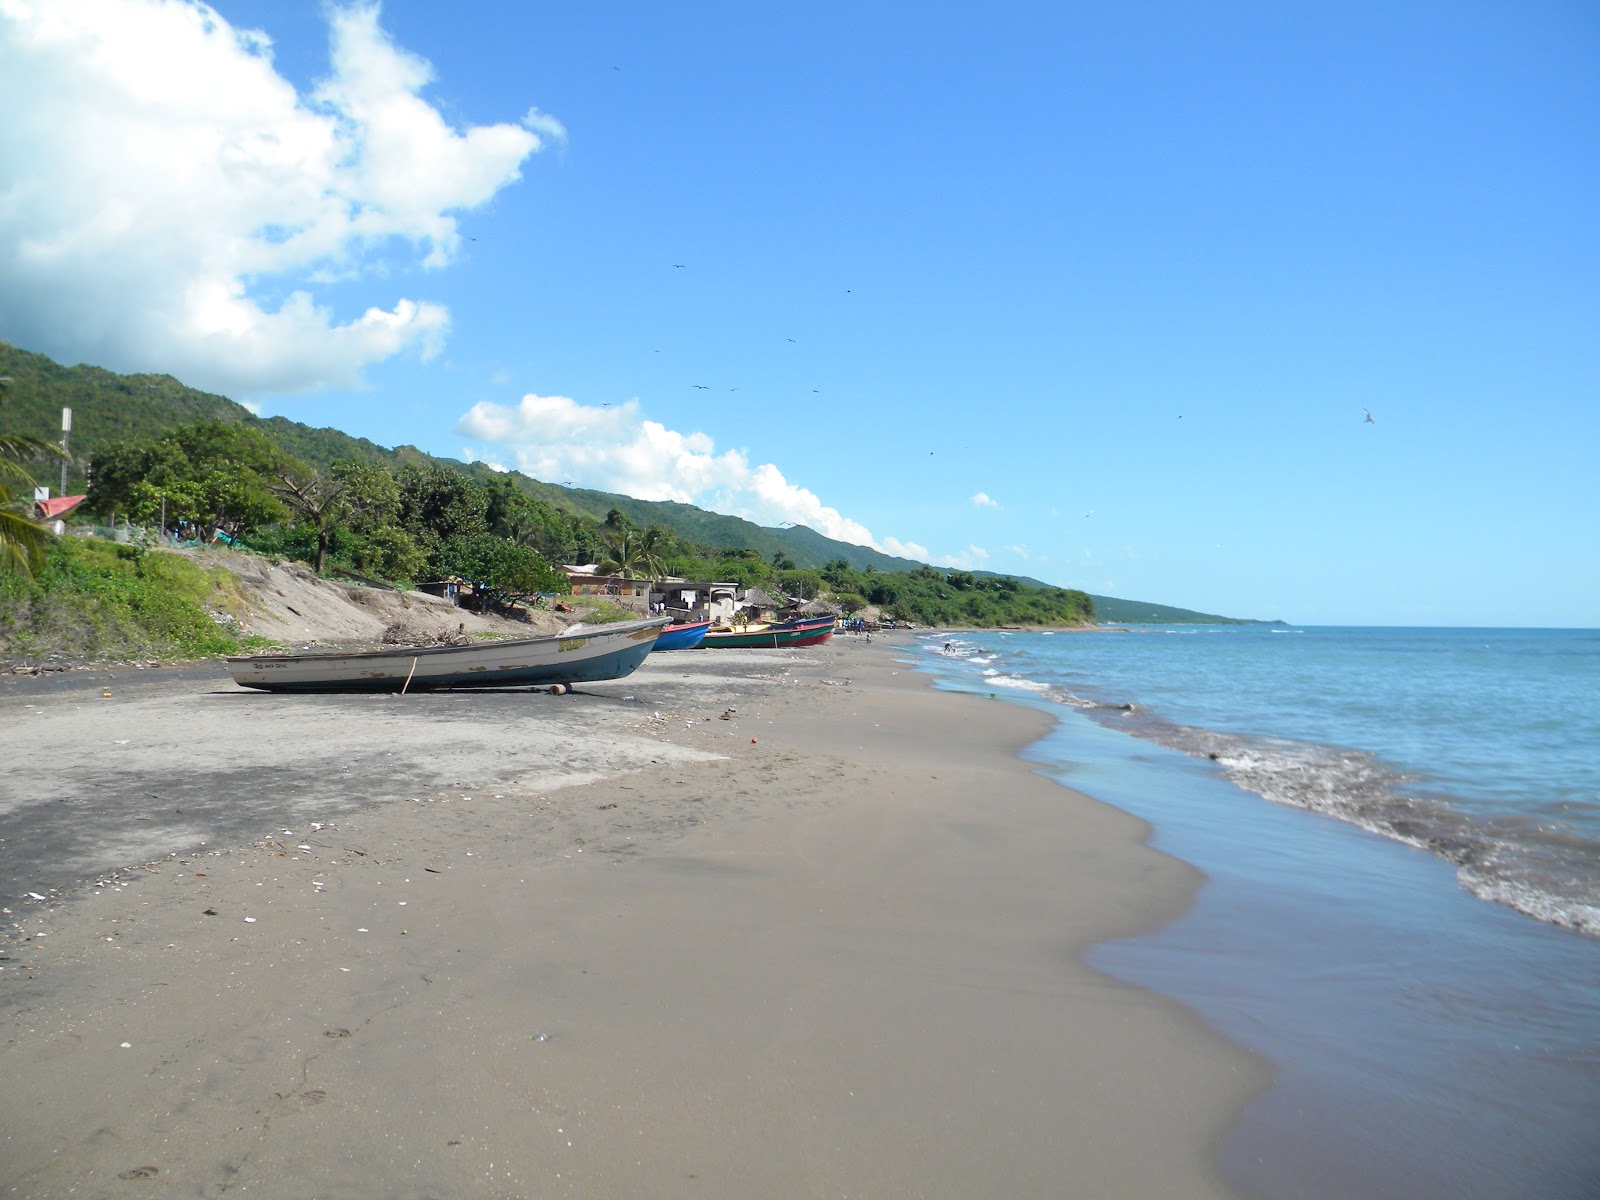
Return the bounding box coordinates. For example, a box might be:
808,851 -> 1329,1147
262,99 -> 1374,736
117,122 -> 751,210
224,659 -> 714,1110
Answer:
1,634 -> 1268,1198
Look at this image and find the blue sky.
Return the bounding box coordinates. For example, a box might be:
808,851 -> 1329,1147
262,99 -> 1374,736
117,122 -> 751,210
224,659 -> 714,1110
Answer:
2,1 -> 1596,625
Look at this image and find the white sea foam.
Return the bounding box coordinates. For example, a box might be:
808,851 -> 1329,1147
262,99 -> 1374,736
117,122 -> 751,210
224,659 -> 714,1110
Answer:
921,627 -> 1600,939
984,674 -> 1054,695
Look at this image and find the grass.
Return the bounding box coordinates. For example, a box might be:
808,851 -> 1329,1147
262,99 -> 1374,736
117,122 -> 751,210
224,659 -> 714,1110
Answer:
0,539 -> 254,663
569,599 -> 643,624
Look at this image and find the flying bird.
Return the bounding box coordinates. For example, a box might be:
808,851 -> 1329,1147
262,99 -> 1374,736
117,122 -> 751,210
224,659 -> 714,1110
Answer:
787,338 -> 796,343
1364,408 -> 1375,424
693,384 -> 710,390
673,264 -> 686,268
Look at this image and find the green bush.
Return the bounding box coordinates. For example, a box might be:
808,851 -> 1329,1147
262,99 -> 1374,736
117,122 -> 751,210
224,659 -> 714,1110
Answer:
0,539 -> 245,661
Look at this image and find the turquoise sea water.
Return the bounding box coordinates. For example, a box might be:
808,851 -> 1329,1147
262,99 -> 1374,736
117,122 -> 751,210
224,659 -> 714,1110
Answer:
906,626 -> 1600,1199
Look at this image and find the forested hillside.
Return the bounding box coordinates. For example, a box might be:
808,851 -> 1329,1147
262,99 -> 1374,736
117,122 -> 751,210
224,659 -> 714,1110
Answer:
1,343 -> 1272,625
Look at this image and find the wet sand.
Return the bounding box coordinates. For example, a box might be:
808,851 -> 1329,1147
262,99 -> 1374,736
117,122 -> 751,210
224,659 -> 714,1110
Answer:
0,635 -> 1268,1197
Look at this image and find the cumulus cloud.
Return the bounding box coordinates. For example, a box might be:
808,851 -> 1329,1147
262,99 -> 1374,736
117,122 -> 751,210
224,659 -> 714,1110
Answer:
457,393 -> 931,561
972,492 -> 999,509
0,0 -> 549,397
935,545 -> 991,570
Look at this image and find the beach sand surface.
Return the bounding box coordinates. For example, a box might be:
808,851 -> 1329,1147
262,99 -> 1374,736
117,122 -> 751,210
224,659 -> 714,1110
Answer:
1,636 -> 1267,1198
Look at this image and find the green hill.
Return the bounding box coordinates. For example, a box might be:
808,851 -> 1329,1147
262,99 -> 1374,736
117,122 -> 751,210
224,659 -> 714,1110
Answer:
0,343 -> 1279,623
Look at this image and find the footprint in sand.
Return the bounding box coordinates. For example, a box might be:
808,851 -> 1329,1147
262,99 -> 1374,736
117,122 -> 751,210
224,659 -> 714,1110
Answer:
323,1028 -> 351,1039
117,1165 -> 159,1179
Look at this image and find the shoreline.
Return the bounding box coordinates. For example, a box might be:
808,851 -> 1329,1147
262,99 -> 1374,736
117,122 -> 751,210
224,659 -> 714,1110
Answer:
1,635 -> 1268,1196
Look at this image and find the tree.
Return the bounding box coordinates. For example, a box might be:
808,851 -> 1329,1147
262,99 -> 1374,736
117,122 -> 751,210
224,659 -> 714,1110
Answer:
822,558 -> 855,589
598,526 -> 669,579
86,422 -> 292,536
484,476 -> 540,543
777,568 -> 825,600
331,460 -> 402,533
397,465 -> 489,547
270,469 -> 350,574
0,434 -> 66,579
430,534 -> 567,597
351,525 -> 428,582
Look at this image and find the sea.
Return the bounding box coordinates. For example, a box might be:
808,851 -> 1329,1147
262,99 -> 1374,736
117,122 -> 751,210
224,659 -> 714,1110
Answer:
905,625 -> 1599,1200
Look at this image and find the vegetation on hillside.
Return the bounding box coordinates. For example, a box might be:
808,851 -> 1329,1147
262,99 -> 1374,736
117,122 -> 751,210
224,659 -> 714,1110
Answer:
0,538 -> 261,661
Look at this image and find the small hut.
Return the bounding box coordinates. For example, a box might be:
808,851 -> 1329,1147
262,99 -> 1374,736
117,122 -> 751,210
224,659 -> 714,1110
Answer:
737,586 -> 785,624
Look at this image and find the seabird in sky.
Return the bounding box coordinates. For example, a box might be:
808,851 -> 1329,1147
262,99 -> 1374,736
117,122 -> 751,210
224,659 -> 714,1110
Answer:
693,384 -> 710,390
1364,408 -> 1376,424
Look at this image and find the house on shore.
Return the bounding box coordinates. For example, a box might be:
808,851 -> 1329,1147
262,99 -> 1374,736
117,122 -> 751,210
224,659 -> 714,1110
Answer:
558,566 -> 739,624
32,493 -> 87,536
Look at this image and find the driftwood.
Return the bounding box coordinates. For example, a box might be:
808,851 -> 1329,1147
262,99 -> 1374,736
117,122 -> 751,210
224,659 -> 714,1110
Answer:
380,622 -> 475,648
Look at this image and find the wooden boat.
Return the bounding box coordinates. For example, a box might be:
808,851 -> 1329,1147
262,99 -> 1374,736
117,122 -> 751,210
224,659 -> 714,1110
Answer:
223,616 -> 670,693
701,615 -> 835,649
651,616 -> 711,651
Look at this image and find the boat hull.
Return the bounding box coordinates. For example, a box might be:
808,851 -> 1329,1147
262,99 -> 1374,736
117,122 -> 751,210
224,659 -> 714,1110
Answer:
223,616 -> 669,693
701,618 -> 835,649
652,619 -> 711,651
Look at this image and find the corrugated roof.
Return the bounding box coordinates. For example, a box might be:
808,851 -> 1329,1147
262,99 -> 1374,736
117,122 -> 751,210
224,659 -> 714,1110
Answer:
35,495 -> 86,519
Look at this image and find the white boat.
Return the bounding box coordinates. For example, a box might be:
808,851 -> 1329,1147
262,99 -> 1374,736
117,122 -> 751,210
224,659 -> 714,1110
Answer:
223,616 -> 669,693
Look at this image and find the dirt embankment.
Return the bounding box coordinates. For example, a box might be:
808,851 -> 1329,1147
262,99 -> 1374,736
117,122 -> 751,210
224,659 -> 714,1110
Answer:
194,548 -> 572,648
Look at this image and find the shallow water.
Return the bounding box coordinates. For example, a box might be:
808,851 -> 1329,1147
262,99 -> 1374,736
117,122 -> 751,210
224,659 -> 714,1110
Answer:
940,626 -> 1600,933
908,627 -> 1600,1199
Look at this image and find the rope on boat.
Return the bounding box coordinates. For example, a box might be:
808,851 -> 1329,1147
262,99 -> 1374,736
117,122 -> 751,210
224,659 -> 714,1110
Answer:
401,656 -> 419,695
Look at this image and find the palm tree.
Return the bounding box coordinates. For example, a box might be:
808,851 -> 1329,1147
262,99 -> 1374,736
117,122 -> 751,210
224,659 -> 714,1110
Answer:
597,526 -> 669,580
0,434 -> 68,580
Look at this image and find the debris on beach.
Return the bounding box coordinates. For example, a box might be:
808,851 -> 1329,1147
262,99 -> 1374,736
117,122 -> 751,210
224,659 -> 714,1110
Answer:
380,622 -> 473,648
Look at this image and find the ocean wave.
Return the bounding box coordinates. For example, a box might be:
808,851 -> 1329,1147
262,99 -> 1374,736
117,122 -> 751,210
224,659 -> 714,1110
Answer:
1119,719 -> 1600,937
922,639 -> 1600,936
980,672 -> 1057,697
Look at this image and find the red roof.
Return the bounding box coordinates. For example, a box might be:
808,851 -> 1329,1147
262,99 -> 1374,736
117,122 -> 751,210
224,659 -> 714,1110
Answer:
35,495 -> 86,519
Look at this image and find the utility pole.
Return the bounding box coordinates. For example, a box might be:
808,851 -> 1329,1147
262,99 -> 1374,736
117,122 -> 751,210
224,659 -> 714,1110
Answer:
61,407 -> 72,497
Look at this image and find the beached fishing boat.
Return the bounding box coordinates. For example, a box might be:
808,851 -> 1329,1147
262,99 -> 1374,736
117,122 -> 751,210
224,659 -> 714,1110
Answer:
701,615 -> 836,649
651,616 -> 711,651
223,616 -> 670,693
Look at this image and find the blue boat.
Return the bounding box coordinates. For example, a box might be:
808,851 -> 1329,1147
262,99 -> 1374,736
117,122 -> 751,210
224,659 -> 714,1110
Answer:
652,616 -> 711,651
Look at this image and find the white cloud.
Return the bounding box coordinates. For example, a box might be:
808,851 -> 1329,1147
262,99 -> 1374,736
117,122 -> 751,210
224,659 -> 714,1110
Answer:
972,491 -> 999,509
521,107 -> 568,145
0,0 -> 549,397
458,393 -> 931,560
1005,544 -> 1030,559
935,545 -> 990,570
